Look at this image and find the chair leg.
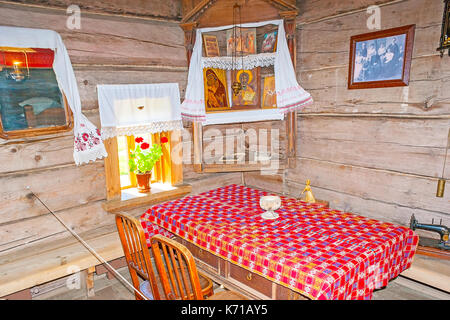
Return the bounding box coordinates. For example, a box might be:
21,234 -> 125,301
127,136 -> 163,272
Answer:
86,267 -> 96,298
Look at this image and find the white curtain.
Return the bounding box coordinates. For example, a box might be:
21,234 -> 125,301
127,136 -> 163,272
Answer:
181,19 -> 313,124
0,26 -> 107,165
97,83 -> 183,139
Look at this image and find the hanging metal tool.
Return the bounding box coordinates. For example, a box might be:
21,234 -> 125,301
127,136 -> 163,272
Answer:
437,128 -> 450,197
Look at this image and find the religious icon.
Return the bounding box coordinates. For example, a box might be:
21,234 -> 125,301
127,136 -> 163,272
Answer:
202,34 -> 220,57
262,76 -> 276,108
203,68 -> 230,112
231,68 -> 260,108
261,31 -> 278,53
226,27 -> 256,56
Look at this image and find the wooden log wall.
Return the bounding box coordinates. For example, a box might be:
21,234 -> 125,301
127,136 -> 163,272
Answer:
245,0 -> 450,230
1,0 -> 448,257
0,1 -> 242,256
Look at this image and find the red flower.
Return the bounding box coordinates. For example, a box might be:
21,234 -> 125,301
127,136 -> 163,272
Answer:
135,137 -> 144,143
161,136 -> 169,144
140,142 -> 150,150
82,133 -> 89,141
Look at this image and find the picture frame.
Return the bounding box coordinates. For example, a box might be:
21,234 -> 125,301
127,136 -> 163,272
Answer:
203,68 -> 230,113
262,76 -> 277,108
261,30 -> 278,53
231,67 -> 260,109
0,47 -> 73,139
348,24 -> 415,89
202,34 -> 220,57
437,0 -> 450,56
226,27 -> 256,56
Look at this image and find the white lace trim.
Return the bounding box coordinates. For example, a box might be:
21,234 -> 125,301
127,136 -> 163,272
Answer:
101,120 -> 184,139
202,53 -> 275,70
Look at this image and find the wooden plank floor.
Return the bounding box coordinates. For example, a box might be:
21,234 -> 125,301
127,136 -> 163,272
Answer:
33,265 -> 450,300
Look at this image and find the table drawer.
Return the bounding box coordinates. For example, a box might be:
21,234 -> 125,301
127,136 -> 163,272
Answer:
276,284 -> 308,300
174,237 -> 219,270
229,263 -> 272,298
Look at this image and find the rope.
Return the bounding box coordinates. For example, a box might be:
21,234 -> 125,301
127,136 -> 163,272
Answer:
26,187 -> 149,300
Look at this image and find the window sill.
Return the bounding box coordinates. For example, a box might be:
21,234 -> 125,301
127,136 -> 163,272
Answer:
102,183 -> 192,213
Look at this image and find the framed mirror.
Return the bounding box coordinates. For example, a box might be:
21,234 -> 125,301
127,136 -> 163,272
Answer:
0,47 -> 73,139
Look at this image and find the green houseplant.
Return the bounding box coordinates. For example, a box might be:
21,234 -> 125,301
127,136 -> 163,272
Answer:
129,136 -> 168,193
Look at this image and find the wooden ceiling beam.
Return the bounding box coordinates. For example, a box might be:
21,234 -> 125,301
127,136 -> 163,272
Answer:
263,0 -> 298,11
181,0 -> 217,23
181,0 -> 298,24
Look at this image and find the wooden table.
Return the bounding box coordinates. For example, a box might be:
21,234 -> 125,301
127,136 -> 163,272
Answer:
171,235 -> 308,299
140,184 -> 419,300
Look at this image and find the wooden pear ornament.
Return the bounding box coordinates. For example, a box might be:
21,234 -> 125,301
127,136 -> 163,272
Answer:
301,179 -> 316,203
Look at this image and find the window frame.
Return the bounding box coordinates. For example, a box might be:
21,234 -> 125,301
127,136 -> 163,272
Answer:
102,130 -> 188,212
119,132 -> 174,191
0,93 -> 73,140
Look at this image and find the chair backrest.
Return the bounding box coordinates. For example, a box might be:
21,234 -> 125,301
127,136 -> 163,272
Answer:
151,234 -> 204,300
115,213 -> 161,300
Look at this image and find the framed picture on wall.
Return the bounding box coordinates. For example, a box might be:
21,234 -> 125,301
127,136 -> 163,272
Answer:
437,0 -> 450,56
203,68 -> 230,112
261,30 -> 278,53
348,24 -> 415,89
226,27 -> 256,56
202,34 -> 220,57
262,76 -> 276,108
231,68 -> 260,109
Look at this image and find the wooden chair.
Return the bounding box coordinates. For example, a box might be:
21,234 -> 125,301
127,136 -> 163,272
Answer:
115,213 -> 214,300
151,234 -> 248,300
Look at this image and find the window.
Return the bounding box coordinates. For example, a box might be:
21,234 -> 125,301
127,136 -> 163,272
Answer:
97,82 -> 188,211
0,47 -> 72,139
118,132 -> 174,190
102,130 -> 189,212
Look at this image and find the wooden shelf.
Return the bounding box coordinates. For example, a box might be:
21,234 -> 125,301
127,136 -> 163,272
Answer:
102,183 -> 192,213
416,245 -> 450,260
401,253 -> 450,293
202,161 -> 285,173
0,225 -> 123,298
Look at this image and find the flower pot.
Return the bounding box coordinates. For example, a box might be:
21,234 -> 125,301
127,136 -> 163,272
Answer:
136,172 -> 151,193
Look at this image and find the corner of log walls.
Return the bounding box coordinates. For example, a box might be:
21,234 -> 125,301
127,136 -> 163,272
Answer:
0,0 -> 196,255
285,0 -> 450,230
0,0 -> 449,256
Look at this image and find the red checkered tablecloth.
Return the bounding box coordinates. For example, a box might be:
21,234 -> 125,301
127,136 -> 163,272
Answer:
140,184 -> 418,300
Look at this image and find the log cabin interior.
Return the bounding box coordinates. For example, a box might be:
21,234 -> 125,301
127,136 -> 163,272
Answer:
0,0 -> 449,306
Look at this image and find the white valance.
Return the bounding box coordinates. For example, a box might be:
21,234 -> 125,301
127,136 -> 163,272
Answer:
97,83 -> 183,139
181,19 -> 313,124
0,26 -> 107,165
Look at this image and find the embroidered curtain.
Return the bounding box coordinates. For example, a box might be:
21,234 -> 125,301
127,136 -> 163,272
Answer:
181,19 -> 313,124
0,26 -> 107,165
97,83 -> 183,139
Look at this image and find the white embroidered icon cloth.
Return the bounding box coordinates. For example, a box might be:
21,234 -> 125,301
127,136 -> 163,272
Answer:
181,19 -> 313,124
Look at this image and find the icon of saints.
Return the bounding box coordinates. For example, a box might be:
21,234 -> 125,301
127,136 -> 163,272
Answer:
235,70 -> 255,105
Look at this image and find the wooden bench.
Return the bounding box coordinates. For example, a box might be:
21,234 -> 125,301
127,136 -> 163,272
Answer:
401,253 -> 450,293
0,224 -> 125,299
